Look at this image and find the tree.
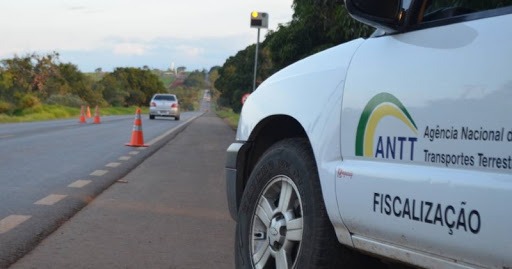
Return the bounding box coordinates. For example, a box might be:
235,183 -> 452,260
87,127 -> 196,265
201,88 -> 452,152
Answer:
98,67 -> 165,107
214,1 -> 372,113
1,54 -> 35,103
58,63 -> 105,106
0,52 -> 97,110
208,66 -> 220,88
99,74 -> 128,106
215,46 -> 255,112
208,67 -> 221,102
183,70 -> 207,88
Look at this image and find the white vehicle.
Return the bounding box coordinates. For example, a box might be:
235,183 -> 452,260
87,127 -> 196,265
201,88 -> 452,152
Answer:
149,93 -> 180,120
225,0 -> 512,268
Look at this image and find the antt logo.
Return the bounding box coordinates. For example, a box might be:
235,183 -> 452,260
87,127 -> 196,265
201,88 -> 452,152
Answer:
374,136 -> 417,160
355,93 -> 418,161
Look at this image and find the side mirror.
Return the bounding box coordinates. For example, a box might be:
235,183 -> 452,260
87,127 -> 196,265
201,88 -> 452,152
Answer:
345,0 -> 404,31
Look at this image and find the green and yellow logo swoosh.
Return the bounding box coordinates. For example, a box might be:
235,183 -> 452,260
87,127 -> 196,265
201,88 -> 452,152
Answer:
355,93 -> 418,157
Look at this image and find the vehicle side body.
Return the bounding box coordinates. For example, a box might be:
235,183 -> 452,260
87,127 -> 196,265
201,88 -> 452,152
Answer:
226,1 -> 512,268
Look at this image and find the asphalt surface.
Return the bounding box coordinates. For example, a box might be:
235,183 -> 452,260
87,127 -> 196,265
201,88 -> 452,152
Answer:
9,110 -> 236,269
0,112 -> 203,268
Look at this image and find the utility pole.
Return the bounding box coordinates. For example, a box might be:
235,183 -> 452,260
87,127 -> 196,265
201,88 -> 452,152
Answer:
250,11 -> 268,92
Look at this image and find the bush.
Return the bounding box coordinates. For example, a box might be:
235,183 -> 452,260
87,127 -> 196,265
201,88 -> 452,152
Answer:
0,101 -> 13,114
169,87 -> 201,112
19,94 -> 41,110
45,94 -> 84,107
23,105 -> 44,114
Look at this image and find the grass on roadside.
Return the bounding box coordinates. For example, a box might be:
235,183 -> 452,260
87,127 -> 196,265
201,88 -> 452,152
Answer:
0,105 -> 149,123
215,107 -> 239,130
0,97 -> 238,127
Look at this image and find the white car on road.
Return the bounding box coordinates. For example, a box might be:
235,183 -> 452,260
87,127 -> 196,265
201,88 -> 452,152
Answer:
226,0 -> 512,268
149,93 -> 180,120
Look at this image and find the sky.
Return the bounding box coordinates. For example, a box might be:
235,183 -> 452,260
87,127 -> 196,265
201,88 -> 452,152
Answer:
0,0 -> 294,72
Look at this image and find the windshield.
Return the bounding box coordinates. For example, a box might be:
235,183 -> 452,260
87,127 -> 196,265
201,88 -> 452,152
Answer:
154,95 -> 176,101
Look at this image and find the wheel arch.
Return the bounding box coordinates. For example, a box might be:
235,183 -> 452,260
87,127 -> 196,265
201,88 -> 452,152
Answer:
235,115 -> 312,214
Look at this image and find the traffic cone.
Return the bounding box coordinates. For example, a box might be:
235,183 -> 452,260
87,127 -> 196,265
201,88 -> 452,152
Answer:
86,106 -> 92,118
79,106 -> 87,124
125,108 -> 148,147
93,105 -> 101,124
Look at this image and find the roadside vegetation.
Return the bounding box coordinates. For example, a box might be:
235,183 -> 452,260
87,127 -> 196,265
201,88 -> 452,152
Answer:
1,1 -> 370,126
0,105 -> 147,123
215,106 -> 239,130
212,0 -> 371,117
0,52 -> 206,123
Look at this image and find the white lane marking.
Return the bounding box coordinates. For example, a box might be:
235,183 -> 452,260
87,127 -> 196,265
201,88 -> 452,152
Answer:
68,180 -> 92,188
119,156 -> 131,161
106,162 -> 121,168
34,194 -> 68,206
0,135 -> 14,139
0,215 -> 31,234
147,113 -> 203,145
128,151 -> 139,155
90,170 -> 108,176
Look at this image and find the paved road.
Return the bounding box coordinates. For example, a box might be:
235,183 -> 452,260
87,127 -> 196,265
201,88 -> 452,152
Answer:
10,109 -> 236,269
0,111 -> 203,268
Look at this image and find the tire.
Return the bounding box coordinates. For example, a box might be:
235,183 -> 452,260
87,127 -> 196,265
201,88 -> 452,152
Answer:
175,115 -> 180,121
149,115 -> 155,120
236,138 -> 369,269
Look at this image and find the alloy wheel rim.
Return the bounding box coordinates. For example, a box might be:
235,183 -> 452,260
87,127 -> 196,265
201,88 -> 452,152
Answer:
250,175 -> 303,269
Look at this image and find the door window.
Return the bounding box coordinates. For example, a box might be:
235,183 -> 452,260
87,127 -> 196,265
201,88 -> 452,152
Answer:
421,0 -> 512,22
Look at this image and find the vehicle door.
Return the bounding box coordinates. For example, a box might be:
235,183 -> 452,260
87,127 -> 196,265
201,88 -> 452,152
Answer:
337,1 -> 512,267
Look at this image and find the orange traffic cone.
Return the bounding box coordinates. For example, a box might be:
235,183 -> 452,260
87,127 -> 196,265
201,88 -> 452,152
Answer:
79,106 -> 87,124
86,106 -> 92,118
93,105 -> 101,124
125,108 -> 148,147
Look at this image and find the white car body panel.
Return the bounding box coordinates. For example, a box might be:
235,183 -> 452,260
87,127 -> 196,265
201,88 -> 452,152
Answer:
234,8 -> 512,269
339,14 -> 512,268
237,39 -> 364,245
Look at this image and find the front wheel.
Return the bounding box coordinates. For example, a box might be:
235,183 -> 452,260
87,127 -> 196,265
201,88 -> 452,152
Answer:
236,138 -> 362,269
